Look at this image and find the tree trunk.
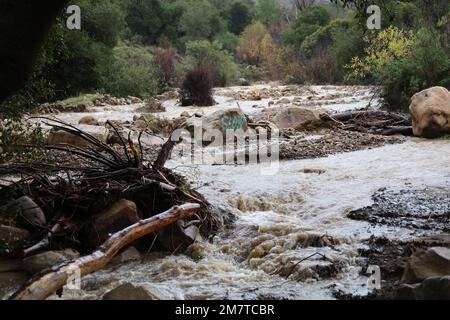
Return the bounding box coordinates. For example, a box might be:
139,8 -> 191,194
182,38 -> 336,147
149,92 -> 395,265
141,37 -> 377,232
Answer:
10,203 -> 201,300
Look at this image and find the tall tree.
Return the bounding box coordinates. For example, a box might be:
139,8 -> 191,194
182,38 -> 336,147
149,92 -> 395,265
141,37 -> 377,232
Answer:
255,0 -> 283,27
227,0 -> 254,35
126,0 -> 164,44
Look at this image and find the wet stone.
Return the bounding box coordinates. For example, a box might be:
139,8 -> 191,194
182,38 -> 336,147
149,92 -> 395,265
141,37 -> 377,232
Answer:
348,187 -> 450,232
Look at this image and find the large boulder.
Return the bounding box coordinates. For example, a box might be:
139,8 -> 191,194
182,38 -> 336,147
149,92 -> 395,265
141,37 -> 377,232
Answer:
157,220 -> 203,252
397,276 -> 450,300
271,107 -> 320,130
410,86 -> 450,138
109,246 -> 141,266
0,225 -> 30,257
0,197 -> 46,231
78,116 -> 99,126
81,199 -> 141,249
186,108 -> 249,135
22,249 -> 80,275
47,125 -> 109,148
0,196 -> 46,230
402,247 -> 450,284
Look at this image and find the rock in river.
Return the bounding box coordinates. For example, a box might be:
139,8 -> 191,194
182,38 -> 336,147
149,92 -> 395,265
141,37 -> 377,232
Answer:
0,196 -> 46,230
22,249 -> 80,274
0,225 -> 30,257
398,276 -> 450,300
81,199 -> 141,250
47,125 -> 109,148
401,247 -> 450,284
271,107 -> 320,130
103,282 -> 181,300
78,116 -> 99,126
410,86 -> 450,138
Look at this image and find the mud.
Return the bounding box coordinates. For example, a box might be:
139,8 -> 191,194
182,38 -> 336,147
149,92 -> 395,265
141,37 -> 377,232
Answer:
335,234 -> 450,300
280,129 -> 405,161
339,186 -> 450,300
348,187 -> 450,232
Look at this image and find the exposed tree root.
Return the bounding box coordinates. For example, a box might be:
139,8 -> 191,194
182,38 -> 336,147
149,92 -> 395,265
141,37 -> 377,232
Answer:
320,110 -> 413,136
0,118 -> 210,261
10,203 -> 201,300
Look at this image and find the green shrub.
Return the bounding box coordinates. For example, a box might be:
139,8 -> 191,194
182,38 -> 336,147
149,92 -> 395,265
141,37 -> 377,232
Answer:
214,32 -> 240,53
255,0 -> 283,27
81,0 -> 127,47
178,0 -> 226,43
283,6 -> 331,49
285,14 -> 364,84
0,120 -> 45,163
98,45 -> 161,98
301,19 -> 352,57
239,64 -> 266,82
391,2 -> 423,30
380,28 -> 450,110
184,40 -> 238,86
125,0 -> 165,45
224,0 -> 254,35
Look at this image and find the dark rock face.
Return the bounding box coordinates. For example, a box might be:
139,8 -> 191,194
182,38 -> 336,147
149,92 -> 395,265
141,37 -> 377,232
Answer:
0,0 -> 69,103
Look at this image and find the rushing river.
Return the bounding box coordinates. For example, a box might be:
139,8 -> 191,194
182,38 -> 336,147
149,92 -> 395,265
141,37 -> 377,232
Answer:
8,85 -> 450,300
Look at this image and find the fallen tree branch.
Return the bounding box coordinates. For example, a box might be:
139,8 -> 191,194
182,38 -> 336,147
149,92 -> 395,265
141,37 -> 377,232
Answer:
10,203 -> 201,300
154,137 -> 176,170
322,110 -> 409,124
319,110 -> 413,136
23,222 -> 63,257
370,126 -> 413,136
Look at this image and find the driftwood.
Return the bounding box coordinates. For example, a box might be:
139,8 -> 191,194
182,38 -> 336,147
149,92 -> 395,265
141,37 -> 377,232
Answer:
0,117 -> 209,262
23,222 -> 62,257
320,110 -> 413,136
323,110 -> 408,123
10,203 -> 201,300
371,126 -> 413,136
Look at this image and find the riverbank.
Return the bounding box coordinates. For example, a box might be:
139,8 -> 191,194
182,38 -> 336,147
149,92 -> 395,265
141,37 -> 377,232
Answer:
1,84 -> 449,300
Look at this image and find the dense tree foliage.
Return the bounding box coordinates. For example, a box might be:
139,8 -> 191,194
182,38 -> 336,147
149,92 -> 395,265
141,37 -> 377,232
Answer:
283,6 -> 331,48
3,0 -> 450,113
335,0 -> 450,109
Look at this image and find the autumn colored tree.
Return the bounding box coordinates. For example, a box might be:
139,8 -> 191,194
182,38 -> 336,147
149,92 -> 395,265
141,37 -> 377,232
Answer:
236,21 -> 270,65
237,21 -> 285,80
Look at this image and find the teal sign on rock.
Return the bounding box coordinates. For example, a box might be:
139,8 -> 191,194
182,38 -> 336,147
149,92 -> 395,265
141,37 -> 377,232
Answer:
220,114 -> 246,131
